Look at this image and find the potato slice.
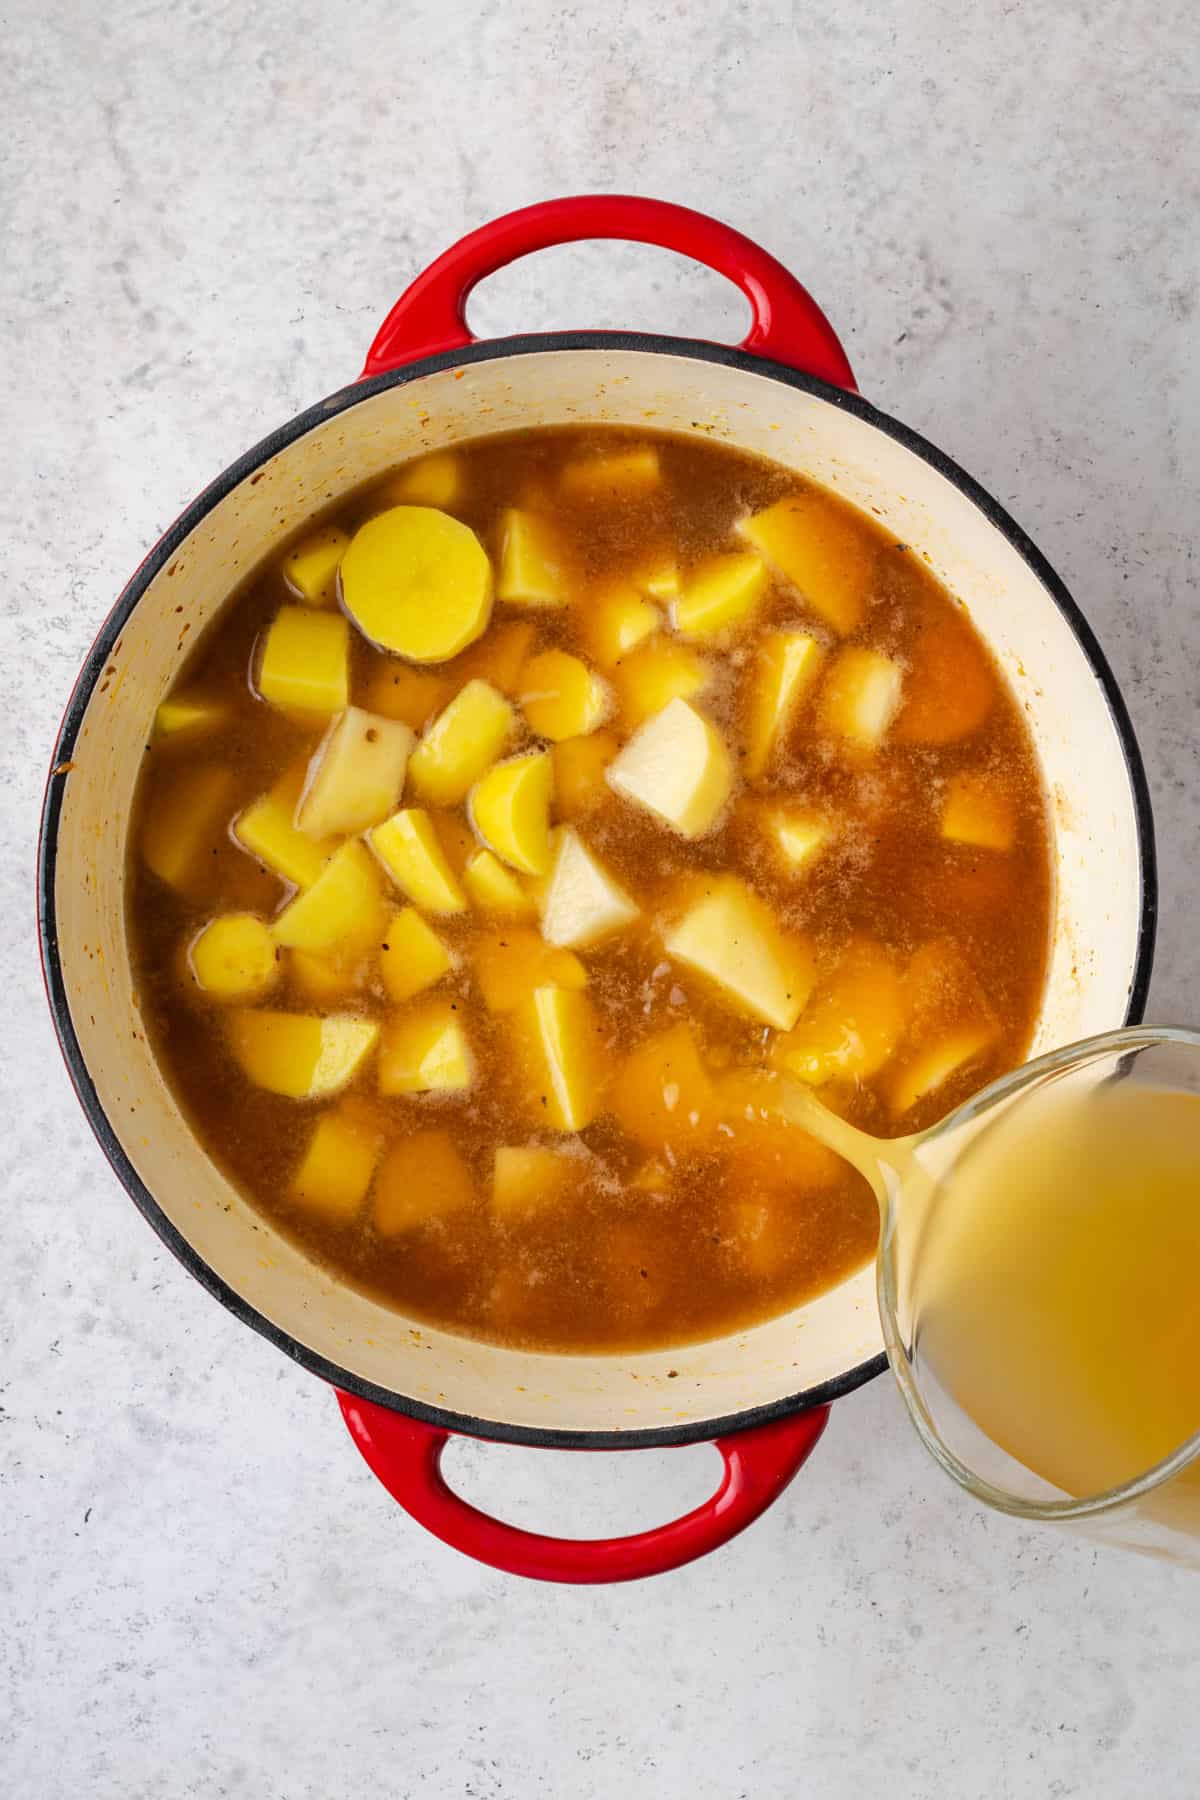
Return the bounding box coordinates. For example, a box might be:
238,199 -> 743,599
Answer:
737,493 -> 872,635
288,946 -> 369,1006
375,451 -> 464,511
580,583 -> 659,668
611,638 -> 711,730
770,940 -> 906,1085
540,828 -> 639,949
742,631 -> 825,778
559,445 -> 660,498
609,1022 -> 718,1155
378,999 -> 474,1096
519,649 -> 611,742
472,929 -> 587,1013
374,1129 -> 475,1235
141,765 -> 234,892
154,690 -> 230,741
940,774 -> 1016,851
189,913 -> 279,1002
492,1145 -> 575,1218
292,1102 -> 383,1219
234,765 -> 335,891
341,506 -> 493,662
228,1011 -> 378,1098
818,647 -> 904,750
281,526 -> 350,607
257,606 -> 349,715
379,907 -> 455,1003
496,509 -> 568,606
297,707 -> 414,839
763,808 -> 834,876
468,751 -> 554,876
272,840 -> 387,956
552,730 -> 619,819
368,808 -> 468,913
362,664 -> 453,731
462,848 -> 537,920
513,985 -> 606,1131
408,679 -> 514,806
634,555 -> 680,602
453,619 -> 537,696
606,698 -> 733,839
888,1024 -> 997,1119
673,552 -> 768,640
663,876 -> 815,1030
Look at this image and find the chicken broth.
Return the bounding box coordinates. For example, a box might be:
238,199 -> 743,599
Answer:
128,427 -> 1052,1352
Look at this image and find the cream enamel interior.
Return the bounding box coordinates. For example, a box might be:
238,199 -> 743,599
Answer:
50,346 -> 1146,1437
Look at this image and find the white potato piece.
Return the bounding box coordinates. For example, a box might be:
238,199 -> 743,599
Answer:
297,707 -> 414,839
606,698 -> 733,839
819,648 -> 904,749
540,828 -> 640,949
662,876 -> 815,1031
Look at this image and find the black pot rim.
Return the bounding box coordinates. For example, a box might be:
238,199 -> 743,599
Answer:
37,329 -> 1158,1451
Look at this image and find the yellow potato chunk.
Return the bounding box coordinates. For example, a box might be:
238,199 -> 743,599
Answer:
496,509 -> 567,607
234,765 -> 335,891
472,929 -> 587,1013
141,765 -> 234,892
737,493 -> 873,635
189,913 -> 279,1002
663,876 -> 815,1030
540,827 -> 639,948
154,690 -> 230,741
742,631 -> 825,778
408,679 -> 514,806
292,1102 -> 382,1219
228,1011 -> 378,1098
818,647 -> 904,749
468,751 -> 554,876
492,1145 -> 574,1218
634,555 -> 680,602
340,506 -> 493,662
580,583 -> 659,668
257,606 -> 349,715
272,841 -> 387,956
297,708 -> 414,839
606,698 -> 733,839
288,946 -> 369,1006
375,451 -> 464,511
453,619 -> 537,696
519,649 -> 611,742
378,999 -> 474,1096
611,637 -> 711,730
609,1023 -> 718,1155
513,986 -> 606,1131
281,526 -> 350,607
374,1129 -> 474,1235
673,552 -> 769,640
763,808 -> 834,875
552,730 -> 618,819
362,663 -> 453,731
368,809 -> 468,913
559,445 -> 660,498
379,907 -> 455,1003
714,1070 -> 847,1193
940,774 -> 1016,851
770,941 -> 906,1085
463,848 -> 537,920
888,1024 -> 997,1119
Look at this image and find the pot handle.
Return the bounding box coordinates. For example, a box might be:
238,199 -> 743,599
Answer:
336,1391 -> 830,1585
361,194 -> 855,390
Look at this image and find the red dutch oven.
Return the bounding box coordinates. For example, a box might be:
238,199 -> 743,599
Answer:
39,197 -> 1155,1583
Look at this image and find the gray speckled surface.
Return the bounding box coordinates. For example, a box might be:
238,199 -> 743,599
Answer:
3,2 -> 1199,1795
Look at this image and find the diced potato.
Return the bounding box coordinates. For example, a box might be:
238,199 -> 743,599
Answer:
234,765 -> 335,891
368,809 -> 468,913
142,765 -> 234,892
606,698 -> 733,839
737,493 -> 873,635
257,606 -> 349,715
769,941 -> 906,1085
297,708 -> 414,839
453,619 -> 537,696
633,555 -> 680,602
362,663 -> 454,731
472,929 -> 588,1013
940,774 -> 1016,852
902,937 -> 991,1030
763,808 -> 834,875
580,583 -> 659,668
340,506 -> 493,662
559,445 -> 660,498
154,690 -> 230,741
609,1022 -> 718,1155
540,828 -> 639,948
228,1010 -> 378,1098
552,730 -> 619,818
492,1145 -> 574,1218
496,509 -> 567,607
519,649 -> 611,742
742,631 -> 825,778
888,1024 -> 997,1119
375,451 -> 464,511
189,913 -> 279,1001
468,751 -> 554,876
714,1070 -> 847,1192
292,1102 -> 382,1219
673,552 -> 768,640
378,999 -> 474,1096
663,876 -> 815,1030
288,946 -> 369,1006
379,906 -> 455,1003
513,986 -> 606,1131
281,526 -> 351,607
894,600 -> 996,745
374,1129 -> 475,1235
463,848 -> 537,919
611,638 -> 711,730
272,840 -> 388,956
818,647 -> 904,750
408,679 -> 514,806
